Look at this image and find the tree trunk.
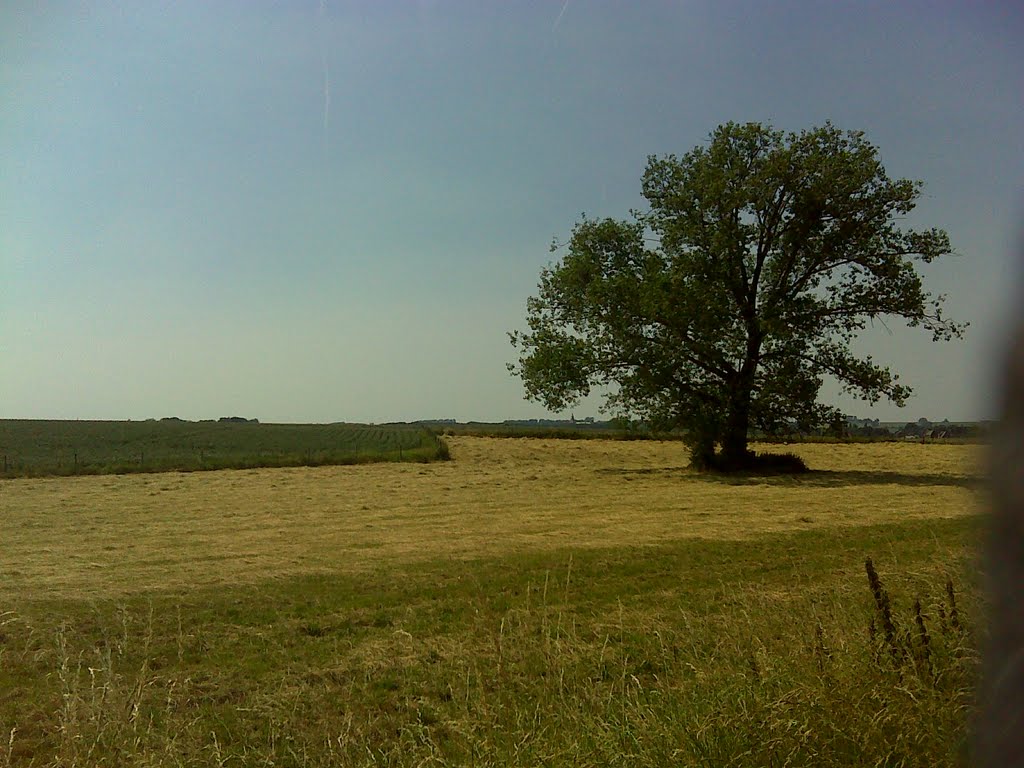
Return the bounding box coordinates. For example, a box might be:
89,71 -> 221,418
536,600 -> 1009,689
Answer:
719,332 -> 761,471
720,400 -> 753,471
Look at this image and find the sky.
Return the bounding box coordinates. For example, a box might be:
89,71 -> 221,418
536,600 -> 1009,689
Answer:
2,1 -> 1022,424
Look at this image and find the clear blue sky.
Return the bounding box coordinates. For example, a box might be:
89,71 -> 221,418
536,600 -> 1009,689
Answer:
3,1 -> 1022,423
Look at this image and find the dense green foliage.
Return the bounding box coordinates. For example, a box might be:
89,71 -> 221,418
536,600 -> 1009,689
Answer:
0,516 -> 980,766
0,419 -> 448,477
511,122 -> 964,470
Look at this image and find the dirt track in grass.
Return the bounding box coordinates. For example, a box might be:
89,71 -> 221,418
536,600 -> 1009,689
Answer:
0,437 -> 981,599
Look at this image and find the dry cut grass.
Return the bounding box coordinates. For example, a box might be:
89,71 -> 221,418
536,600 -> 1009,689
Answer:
0,437 -> 984,767
0,437 -> 981,600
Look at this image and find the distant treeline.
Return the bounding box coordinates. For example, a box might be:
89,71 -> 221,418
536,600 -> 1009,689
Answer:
841,419 -> 989,440
409,418 -> 990,443
0,420 -> 449,479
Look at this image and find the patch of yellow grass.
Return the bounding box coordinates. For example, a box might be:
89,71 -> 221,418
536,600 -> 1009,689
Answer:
0,438 -> 981,599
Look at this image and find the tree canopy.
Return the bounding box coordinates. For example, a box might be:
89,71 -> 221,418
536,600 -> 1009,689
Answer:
509,122 -> 965,471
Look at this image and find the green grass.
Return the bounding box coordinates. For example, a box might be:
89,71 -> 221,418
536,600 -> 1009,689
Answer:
0,420 -> 449,478
0,515 -> 982,766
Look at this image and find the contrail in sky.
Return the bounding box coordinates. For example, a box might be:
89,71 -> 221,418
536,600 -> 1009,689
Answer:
319,0 -> 330,154
552,0 -> 571,32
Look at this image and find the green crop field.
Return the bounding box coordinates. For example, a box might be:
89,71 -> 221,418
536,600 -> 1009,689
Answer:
0,419 -> 448,478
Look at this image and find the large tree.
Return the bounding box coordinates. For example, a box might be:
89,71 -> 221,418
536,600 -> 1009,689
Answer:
509,122 -> 965,470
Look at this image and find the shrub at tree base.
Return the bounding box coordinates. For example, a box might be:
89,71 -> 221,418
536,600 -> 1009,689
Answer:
692,448 -> 809,474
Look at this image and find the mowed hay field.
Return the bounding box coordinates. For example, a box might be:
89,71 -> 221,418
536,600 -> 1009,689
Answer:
1,437 -> 979,598
0,437 -> 984,766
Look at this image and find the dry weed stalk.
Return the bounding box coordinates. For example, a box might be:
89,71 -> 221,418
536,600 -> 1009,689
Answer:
864,558 -> 902,666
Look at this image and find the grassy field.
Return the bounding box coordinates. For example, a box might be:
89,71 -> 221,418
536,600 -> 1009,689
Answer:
0,438 -> 984,766
0,420 -> 449,478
